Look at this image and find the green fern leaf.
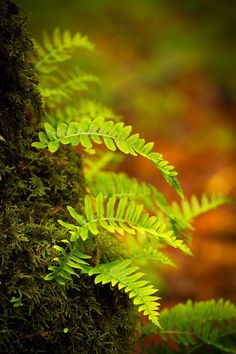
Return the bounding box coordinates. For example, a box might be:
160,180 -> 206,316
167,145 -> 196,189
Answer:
46,99 -> 120,126
35,28 -> 94,73
131,247 -> 175,267
84,152 -> 123,180
88,171 -> 170,212
88,259 -> 161,327
142,299 -> 236,353
32,118 -> 184,197
170,193 -> 233,226
45,244 -> 91,285
58,194 -> 191,254
40,70 -> 99,108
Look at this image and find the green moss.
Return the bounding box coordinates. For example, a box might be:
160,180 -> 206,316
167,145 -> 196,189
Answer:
0,1 -> 137,352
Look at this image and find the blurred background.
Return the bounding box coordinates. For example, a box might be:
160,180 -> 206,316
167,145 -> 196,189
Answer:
16,0 -> 236,306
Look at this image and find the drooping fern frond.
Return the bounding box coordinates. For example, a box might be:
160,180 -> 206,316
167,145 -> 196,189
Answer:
142,299 -> 236,353
44,241 -> 91,286
32,119 -> 184,197
170,193 -> 234,227
35,28 -> 94,74
57,193 -> 191,254
88,259 -> 161,327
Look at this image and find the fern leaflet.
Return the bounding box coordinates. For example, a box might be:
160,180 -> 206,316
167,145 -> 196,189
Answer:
32,119 -> 184,197
88,259 -> 161,327
44,241 -> 91,286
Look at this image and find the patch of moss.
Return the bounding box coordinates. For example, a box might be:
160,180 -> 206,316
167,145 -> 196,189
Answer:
0,1 -> 137,352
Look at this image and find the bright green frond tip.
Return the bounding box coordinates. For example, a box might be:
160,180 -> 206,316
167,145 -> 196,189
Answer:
89,259 -> 161,327
32,119 -> 184,198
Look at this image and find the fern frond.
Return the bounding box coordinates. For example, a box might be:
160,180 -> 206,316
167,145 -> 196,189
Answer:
77,98 -> 120,121
58,194 -> 191,254
46,99 -> 120,130
85,152 -> 123,180
88,172 -> 192,234
131,247 -> 175,267
143,299 -> 236,353
88,171 -> 169,213
44,241 -> 91,286
32,119 -> 184,197
35,28 -> 94,73
170,193 -> 233,226
89,259 -> 161,327
40,70 -> 99,108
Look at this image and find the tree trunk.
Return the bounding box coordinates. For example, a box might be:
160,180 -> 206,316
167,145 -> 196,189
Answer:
0,1 -> 136,353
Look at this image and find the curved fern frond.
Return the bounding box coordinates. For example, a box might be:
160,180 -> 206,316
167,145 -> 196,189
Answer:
58,194 -> 191,254
170,193 -> 234,227
35,28 -> 94,73
89,259 -> 161,327
143,299 -> 236,353
44,241 -> 91,286
32,119 -> 184,197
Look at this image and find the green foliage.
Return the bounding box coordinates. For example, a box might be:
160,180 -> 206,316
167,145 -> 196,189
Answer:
88,171 -> 235,235
88,171 -> 166,212
0,12 -> 136,353
84,151 -> 123,180
44,190 -> 192,327
2,12 -> 234,352
35,28 -> 94,74
133,247 -> 175,266
31,27 -> 234,332
170,192 -> 234,227
44,241 -> 91,285
141,299 -> 236,353
89,260 -> 160,326
32,119 -> 184,197
58,194 -> 191,254
47,99 -> 119,126
40,69 -> 99,108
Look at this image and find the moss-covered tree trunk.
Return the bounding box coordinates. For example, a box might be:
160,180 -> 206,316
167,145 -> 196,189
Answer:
0,1 -> 136,353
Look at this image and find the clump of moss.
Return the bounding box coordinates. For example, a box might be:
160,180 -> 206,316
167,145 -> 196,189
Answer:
0,1 -> 137,353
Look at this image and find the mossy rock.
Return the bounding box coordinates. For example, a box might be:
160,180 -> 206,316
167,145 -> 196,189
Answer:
0,1 -> 137,352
